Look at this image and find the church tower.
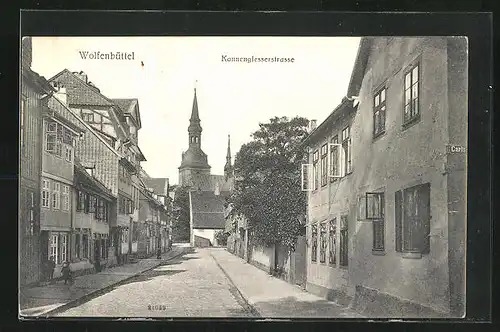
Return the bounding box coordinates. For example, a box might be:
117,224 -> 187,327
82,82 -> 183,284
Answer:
178,86 -> 211,186
224,134 -> 232,180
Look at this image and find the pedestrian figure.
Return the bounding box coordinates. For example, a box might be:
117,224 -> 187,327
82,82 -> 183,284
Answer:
156,247 -> 162,259
61,261 -> 73,285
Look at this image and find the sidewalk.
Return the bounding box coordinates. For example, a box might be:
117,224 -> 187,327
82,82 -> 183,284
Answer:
210,248 -> 364,318
19,246 -> 189,317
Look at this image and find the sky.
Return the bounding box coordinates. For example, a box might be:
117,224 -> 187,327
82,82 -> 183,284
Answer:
31,36 -> 360,185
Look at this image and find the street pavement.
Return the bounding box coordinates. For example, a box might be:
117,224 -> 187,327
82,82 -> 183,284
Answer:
19,245 -> 187,317
44,247 -> 363,318
210,248 -> 364,318
54,247 -> 253,317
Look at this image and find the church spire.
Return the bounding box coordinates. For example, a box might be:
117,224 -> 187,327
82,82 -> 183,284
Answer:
188,81 -> 202,148
190,81 -> 200,123
224,134 -> 232,179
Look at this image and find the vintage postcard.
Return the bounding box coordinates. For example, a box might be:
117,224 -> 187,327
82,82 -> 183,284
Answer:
19,35 -> 468,319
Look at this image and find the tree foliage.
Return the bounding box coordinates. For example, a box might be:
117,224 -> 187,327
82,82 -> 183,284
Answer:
171,185 -> 190,242
215,230 -> 229,246
229,116 -> 309,249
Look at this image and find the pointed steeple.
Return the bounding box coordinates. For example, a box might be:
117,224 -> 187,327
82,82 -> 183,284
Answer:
224,134 -> 232,179
190,83 -> 200,123
188,81 -> 202,148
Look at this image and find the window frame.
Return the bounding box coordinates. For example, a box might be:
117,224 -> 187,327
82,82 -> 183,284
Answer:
41,179 -> 50,208
341,126 -> 352,175
49,233 -> 59,264
366,192 -> 386,252
320,144 -> 328,187
312,150 -> 319,190
339,215 -> 348,267
329,135 -> 339,182
62,185 -> 70,211
311,223 -> 318,263
51,182 -> 61,210
373,86 -> 387,138
319,221 -> 327,263
395,183 -> 431,255
60,233 -> 68,263
328,218 -> 337,266
403,62 -> 421,127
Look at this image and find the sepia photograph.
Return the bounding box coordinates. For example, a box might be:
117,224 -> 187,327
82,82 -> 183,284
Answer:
19,35 -> 468,319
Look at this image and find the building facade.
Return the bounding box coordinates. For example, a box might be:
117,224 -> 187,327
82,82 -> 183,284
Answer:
40,92 -> 84,280
19,37 -> 55,285
48,70 -> 146,266
302,37 -> 467,317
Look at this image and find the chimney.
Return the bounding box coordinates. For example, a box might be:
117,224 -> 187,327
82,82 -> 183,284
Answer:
309,119 -> 317,132
55,87 -> 67,105
73,71 -> 88,83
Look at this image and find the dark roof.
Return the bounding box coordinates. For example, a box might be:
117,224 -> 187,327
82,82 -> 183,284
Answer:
74,160 -> 115,200
112,98 -> 142,128
182,173 -> 233,192
49,69 -> 114,107
22,67 -> 55,94
144,178 -> 169,195
347,37 -> 373,97
190,190 -> 228,229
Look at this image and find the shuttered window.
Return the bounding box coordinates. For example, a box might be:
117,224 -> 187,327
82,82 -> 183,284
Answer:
395,183 -> 431,254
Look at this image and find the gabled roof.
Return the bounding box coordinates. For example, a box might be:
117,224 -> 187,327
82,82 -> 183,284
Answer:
74,159 -> 115,200
190,190 -> 228,229
49,69 -> 114,107
112,98 -> 142,129
144,178 -> 169,196
346,37 -> 373,98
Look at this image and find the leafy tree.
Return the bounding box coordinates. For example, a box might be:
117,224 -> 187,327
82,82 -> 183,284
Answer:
229,116 -> 309,250
171,185 -> 190,242
215,230 -> 229,246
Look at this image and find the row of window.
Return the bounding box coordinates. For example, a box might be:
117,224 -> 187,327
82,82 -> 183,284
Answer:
311,215 -> 348,267
44,120 -> 75,163
42,179 -> 70,211
310,182 -> 431,266
372,63 -> 420,138
305,125 -> 352,191
50,232 -> 109,264
119,194 -> 135,215
76,190 -> 110,222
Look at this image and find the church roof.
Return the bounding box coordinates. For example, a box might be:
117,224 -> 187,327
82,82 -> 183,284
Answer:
182,173 -> 233,192
190,190 -> 229,229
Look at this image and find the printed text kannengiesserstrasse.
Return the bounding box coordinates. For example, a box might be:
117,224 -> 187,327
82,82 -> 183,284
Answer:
221,55 -> 295,63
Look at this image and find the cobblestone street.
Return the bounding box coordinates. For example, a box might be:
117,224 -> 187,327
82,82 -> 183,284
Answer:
54,248 -> 253,317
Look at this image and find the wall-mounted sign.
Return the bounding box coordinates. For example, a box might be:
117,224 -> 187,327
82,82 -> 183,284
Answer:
446,144 -> 466,153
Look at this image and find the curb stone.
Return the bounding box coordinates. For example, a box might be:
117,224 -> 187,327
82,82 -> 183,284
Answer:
209,251 -> 262,318
21,248 -> 189,318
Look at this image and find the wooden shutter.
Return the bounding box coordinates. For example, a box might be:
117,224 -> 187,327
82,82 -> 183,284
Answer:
417,183 -> 431,254
395,190 -> 403,252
